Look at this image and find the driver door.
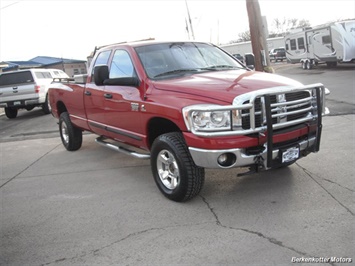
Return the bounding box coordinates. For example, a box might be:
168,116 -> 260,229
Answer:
103,49 -> 144,146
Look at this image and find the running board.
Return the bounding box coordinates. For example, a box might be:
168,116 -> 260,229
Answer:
95,136 -> 150,159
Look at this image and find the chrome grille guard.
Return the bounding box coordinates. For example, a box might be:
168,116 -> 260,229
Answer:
183,83 -> 329,137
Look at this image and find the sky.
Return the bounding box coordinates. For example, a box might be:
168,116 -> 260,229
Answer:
1,0 -> 354,61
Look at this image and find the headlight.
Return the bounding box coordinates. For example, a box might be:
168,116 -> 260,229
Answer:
183,104 -> 247,134
191,110 -> 230,131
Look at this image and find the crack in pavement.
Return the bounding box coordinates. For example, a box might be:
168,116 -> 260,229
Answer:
40,221 -> 212,266
322,178 -> 355,193
10,130 -> 59,137
325,98 -> 355,108
296,163 -> 354,216
199,196 -> 336,266
11,163 -> 151,180
40,227 -> 163,266
0,143 -> 62,189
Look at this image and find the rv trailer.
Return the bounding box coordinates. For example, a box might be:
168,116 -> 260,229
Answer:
285,20 -> 355,69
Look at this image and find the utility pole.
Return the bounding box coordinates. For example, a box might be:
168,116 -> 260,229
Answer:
246,0 -> 272,72
185,0 -> 195,40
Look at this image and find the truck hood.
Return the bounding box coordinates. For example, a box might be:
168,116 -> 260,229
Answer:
152,70 -> 303,103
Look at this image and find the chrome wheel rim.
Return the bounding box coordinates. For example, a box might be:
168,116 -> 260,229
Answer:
61,122 -> 69,144
156,149 -> 180,190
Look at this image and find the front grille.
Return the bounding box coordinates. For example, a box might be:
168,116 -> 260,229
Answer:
241,90 -> 312,130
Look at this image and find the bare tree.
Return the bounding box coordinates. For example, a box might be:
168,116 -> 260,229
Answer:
238,30 -> 251,42
297,19 -> 311,28
271,17 -> 310,35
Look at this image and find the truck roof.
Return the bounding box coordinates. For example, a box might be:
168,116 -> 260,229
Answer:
96,40 -> 214,52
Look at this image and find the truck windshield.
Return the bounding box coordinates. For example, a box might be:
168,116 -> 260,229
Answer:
135,42 -> 245,79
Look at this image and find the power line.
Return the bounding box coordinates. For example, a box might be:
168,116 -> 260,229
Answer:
1,1 -> 20,10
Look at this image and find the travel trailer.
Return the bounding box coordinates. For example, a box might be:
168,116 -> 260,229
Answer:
285,20 -> 355,69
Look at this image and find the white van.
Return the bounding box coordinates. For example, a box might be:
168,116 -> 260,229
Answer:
0,68 -> 60,118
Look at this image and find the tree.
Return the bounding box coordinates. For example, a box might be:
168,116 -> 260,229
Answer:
271,17 -> 310,36
297,19 -> 311,28
238,30 -> 251,42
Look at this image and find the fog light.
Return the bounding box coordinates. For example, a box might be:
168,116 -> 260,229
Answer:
217,153 -> 236,167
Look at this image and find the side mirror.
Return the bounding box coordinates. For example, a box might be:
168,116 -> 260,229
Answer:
244,53 -> 255,67
94,65 -> 109,86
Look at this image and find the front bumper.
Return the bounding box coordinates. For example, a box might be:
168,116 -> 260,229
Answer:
189,135 -> 316,169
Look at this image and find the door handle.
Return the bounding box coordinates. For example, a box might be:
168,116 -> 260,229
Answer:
104,93 -> 113,99
84,91 -> 91,96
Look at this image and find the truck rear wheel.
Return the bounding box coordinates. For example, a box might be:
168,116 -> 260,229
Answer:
59,112 -> 82,151
151,132 -> 205,202
5,107 -> 18,119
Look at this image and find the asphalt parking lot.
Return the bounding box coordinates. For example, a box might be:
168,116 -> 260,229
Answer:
1,63 -> 354,265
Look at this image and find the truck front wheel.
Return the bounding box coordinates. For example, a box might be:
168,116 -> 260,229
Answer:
59,112 -> 82,151
151,132 -> 205,202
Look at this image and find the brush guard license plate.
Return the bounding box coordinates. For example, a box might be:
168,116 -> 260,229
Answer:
264,89 -> 322,168
281,146 -> 300,163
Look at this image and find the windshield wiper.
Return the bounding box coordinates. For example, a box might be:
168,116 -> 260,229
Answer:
201,65 -> 243,71
154,68 -> 199,78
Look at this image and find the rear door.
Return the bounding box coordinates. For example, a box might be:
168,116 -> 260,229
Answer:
0,71 -> 37,106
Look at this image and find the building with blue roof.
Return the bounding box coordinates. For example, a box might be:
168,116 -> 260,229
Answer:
0,56 -> 87,77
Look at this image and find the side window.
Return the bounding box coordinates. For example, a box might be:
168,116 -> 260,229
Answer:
297,37 -> 305,50
91,50 -> 112,82
322,35 -> 331,44
110,50 -> 136,78
35,72 -> 52,79
290,39 -> 297,50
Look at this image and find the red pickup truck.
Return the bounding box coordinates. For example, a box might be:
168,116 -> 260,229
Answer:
49,41 -> 329,202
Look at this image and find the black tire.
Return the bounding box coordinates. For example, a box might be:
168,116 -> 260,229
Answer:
306,61 -> 312,70
5,107 -> 18,119
42,93 -> 51,114
151,132 -> 205,202
59,112 -> 82,151
302,61 -> 306,70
